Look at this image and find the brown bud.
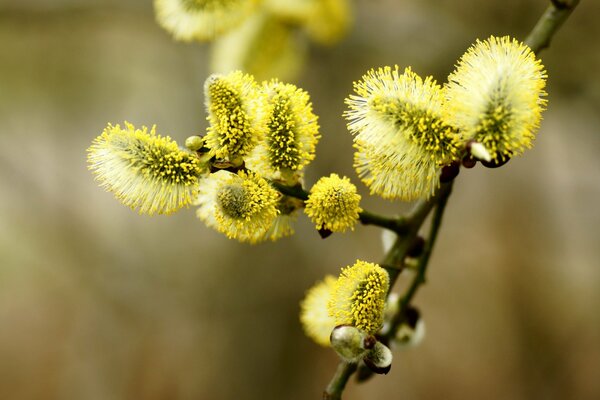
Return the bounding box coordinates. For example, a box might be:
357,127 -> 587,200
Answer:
407,236 -> 425,258
480,157 -> 510,168
462,156 -> 477,169
318,228 -> 333,239
440,162 -> 460,182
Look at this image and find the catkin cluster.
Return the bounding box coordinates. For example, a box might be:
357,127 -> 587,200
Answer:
88,35 -> 548,364
88,71 -> 328,243
346,36 -> 546,201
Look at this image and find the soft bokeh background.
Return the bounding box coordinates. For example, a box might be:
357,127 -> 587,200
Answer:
1,0 -> 599,399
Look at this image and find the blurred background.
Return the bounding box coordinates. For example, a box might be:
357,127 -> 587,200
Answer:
1,0 -> 599,399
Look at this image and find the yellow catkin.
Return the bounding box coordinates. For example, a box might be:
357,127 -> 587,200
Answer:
154,0 -> 259,42
210,12 -> 306,82
195,170 -> 280,243
204,71 -> 269,161
443,36 -> 547,161
300,275 -> 338,347
87,122 -> 203,215
344,66 -> 461,201
304,174 -> 362,233
246,80 -> 320,181
328,260 -> 389,334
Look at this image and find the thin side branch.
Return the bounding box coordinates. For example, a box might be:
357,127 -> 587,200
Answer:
270,181 -> 411,233
323,183 -> 451,387
388,181 -> 453,337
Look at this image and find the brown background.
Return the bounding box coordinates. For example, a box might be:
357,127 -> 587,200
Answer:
0,0 -> 599,399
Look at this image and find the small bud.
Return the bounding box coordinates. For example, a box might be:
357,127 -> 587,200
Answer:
469,141 -> 492,162
318,228 -> 333,239
381,292 -> 399,335
394,306 -> 426,348
363,341 -> 393,374
461,155 -> 477,169
480,156 -> 511,169
440,162 -> 460,183
330,325 -> 373,362
406,236 -> 425,258
185,135 -> 205,151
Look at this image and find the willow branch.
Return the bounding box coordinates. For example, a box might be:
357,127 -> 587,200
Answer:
322,362 -> 357,400
271,181 -> 309,200
381,183 -> 452,281
323,183 -> 451,392
354,182 -> 454,383
387,181 -> 453,337
525,0 -> 580,54
322,1 -> 579,395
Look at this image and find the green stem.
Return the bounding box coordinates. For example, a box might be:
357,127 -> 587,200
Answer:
270,181 -> 410,234
358,209 -> 409,234
323,362 -> 357,400
354,182 -> 453,383
382,183 -> 452,281
271,181 -> 309,200
388,181 -> 453,336
323,183 -> 451,387
525,0 -> 580,54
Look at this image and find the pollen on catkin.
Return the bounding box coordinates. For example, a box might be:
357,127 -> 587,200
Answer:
246,80 -> 320,181
195,170 -> 280,243
443,36 -> 547,162
304,174 -> 362,233
204,71 -> 268,162
300,275 -> 338,347
328,260 -> 389,335
153,0 -> 259,42
345,66 -> 461,201
87,122 -> 203,215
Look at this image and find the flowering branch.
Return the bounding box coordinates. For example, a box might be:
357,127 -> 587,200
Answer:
86,1 -> 581,399
324,184 -> 450,391
322,0 -> 579,397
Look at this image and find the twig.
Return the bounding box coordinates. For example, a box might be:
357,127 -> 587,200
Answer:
323,183 -> 451,390
525,0 -> 580,54
388,181 -> 453,337
323,362 -> 357,400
